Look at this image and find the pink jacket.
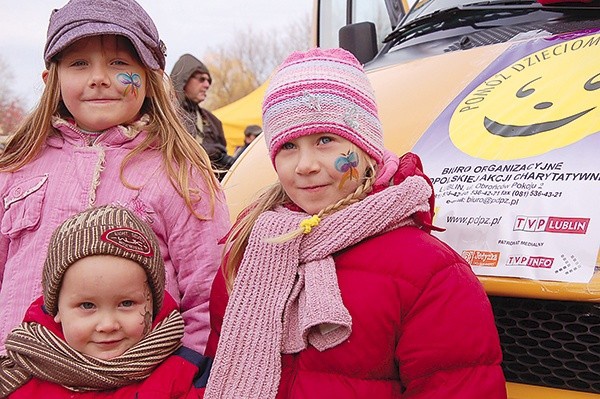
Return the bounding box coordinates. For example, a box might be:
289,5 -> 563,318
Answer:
0,118 -> 231,354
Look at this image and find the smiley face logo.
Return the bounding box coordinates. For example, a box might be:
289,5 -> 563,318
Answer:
449,33 -> 600,160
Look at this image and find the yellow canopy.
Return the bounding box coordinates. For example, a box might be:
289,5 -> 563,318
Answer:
213,82 -> 268,155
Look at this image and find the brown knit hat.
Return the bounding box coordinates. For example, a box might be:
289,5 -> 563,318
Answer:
43,205 -> 165,317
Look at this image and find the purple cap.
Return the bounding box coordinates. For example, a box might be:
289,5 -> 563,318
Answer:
44,0 -> 166,70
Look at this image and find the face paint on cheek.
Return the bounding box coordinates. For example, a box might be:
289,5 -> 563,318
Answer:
117,72 -> 142,98
140,281 -> 152,336
335,150 -> 360,190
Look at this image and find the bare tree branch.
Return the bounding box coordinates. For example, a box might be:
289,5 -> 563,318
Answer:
201,14 -> 311,110
0,56 -> 26,136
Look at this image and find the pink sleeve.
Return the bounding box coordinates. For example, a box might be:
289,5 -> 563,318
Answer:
0,234 -> 7,292
0,192 -> 7,291
165,189 -> 231,353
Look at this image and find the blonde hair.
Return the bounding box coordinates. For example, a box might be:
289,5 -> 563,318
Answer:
223,160 -> 377,291
0,60 -> 220,218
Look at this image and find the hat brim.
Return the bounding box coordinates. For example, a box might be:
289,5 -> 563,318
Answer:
45,22 -> 162,70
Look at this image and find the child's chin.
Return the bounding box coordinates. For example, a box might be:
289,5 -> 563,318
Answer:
86,345 -> 130,360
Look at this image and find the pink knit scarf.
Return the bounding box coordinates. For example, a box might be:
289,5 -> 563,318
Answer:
204,175 -> 433,399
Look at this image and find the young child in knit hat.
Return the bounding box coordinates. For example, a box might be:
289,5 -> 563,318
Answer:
203,48 -> 507,399
0,0 -> 230,356
0,206 -> 210,398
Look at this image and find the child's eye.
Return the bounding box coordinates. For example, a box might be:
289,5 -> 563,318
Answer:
79,302 -> 95,310
120,300 -> 134,308
70,60 -> 87,67
281,142 -> 296,150
111,59 -> 129,66
318,136 -> 333,145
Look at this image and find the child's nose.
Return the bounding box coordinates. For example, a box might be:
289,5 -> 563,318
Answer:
96,312 -> 120,332
89,66 -> 111,87
295,150 -> 320,175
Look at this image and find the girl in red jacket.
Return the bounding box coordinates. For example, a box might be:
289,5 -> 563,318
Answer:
0,206 -> 209,398
204,48 -> 507,399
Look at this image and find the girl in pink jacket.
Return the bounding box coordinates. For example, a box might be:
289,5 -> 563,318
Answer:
204,48 -> 506,398
0,0 -> 230,355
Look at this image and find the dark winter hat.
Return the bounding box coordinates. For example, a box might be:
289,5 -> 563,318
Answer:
43,205 -> 165,317
172,54 -> 211,81
44,0 -> 167,70
244,124 -> 262,137
192,60 -> 211,80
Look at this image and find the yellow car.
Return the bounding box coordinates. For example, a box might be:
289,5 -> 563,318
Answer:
219,1 -> 600,398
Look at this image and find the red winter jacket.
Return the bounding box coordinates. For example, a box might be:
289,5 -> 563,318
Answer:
6,295 -> 210,399
206,226 -> 506,399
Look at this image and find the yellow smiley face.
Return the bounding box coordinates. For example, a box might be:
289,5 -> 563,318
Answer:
449,33 -> 600,160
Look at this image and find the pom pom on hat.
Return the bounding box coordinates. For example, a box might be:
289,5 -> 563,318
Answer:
262,48 -> 384,166
42,205 -> 165,317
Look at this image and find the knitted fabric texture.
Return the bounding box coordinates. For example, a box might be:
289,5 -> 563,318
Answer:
262,48 -> 384,166
43,205 -> 165,317
0,305 -> 183,396
44,0 -> 166,70
204,175 -> 433,399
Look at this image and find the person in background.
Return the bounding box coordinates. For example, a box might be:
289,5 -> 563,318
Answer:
0,0 -> 230,356
233,124 -> 262,160
0,206 -> 210,398
204,48 -> 506,398
170,54 -> 236,180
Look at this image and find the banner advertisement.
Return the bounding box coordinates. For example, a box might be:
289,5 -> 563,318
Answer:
413,30 -> 600,283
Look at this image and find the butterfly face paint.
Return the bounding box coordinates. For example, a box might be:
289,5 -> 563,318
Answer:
117,72 -> 142,98
335,150 -> 360,190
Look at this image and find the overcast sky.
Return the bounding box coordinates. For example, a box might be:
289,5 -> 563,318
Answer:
0,0 -> 313,109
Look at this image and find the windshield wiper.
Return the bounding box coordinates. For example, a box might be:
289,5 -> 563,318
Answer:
384,7 -> 538,44
463,0 -> 540,8
464,0 -> 600,9
462,0 -> 600,6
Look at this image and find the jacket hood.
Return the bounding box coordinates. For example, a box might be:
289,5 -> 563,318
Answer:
170,53 -> 211,103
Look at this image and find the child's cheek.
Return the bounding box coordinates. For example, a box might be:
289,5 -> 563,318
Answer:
116,72 -> 142,98
335,150 -> 360,190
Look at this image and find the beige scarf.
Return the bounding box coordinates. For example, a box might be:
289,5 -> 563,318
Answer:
205,175 -> 432,398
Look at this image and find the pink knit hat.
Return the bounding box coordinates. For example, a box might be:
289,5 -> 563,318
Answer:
262,48 -> 384,166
